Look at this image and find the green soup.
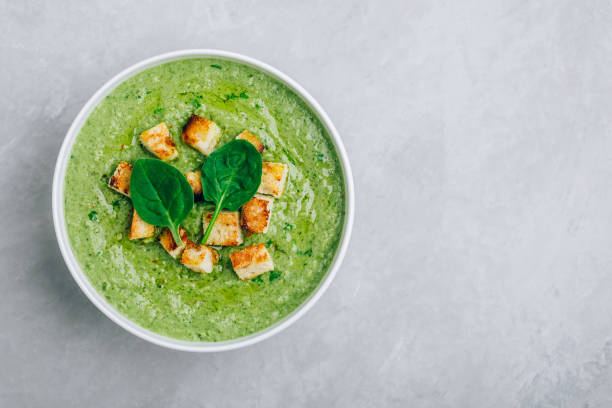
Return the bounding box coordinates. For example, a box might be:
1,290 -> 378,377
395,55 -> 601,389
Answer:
64,58 -> 346,341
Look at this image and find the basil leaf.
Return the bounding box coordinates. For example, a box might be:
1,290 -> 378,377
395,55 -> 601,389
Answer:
200,139 -> 262,243
130,158 -> 194,245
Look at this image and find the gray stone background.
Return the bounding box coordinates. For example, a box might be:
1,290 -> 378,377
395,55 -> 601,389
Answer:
2,0 -> 612,406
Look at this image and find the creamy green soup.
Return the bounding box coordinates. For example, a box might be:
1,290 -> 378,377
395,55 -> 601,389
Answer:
64,58 -> 345,341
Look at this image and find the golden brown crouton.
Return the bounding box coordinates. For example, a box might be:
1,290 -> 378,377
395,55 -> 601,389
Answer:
182,115 -> 221,156
202,211 -> 243,246
140,122 -> 178,161
236,130 -> 264,153
108,161 -> 132,196
229,243 -> 274,280
241,194 -> 274,234
158,227 -> 188,258
129,210 -> 155,240
257,162 -> 289,198
185,170 -> 203,195
180,240 -> 219,273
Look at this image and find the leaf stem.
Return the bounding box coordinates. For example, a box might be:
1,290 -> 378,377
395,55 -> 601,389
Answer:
200,200 -> 224,245
170,224 -> 183,247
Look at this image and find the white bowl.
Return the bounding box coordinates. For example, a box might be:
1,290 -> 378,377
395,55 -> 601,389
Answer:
52,49 -> 354,352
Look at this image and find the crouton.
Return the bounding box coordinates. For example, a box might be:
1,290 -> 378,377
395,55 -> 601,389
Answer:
140,122 -> 178,161
236,130 -> 264,153
229,243 -> 274,280
185,170 -> 203,195
159,227 -> 188,258
108,161 -> 132,196
182,115 -> 221,156
202,211 -> 243,246
257,162 -> 288,198
241,194 -> 274,233
180,240 -> 219,273
129,210 -> 155,240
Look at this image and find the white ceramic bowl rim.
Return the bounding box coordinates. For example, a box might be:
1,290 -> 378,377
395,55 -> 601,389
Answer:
52,49 -> 355,352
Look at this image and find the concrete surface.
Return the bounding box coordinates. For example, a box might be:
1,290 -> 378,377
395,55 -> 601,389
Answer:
2,0 -> 612,406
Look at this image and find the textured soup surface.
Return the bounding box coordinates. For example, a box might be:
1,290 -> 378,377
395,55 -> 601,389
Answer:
64,58 -> 345,341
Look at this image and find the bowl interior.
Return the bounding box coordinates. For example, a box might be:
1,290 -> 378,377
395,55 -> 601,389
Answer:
52,50 -> 354,351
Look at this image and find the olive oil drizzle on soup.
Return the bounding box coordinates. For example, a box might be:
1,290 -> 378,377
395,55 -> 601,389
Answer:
65,58 -> 345,341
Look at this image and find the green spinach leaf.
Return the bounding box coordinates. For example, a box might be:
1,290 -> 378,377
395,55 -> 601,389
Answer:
200,139 -> 262,244
130,158 -> 194,245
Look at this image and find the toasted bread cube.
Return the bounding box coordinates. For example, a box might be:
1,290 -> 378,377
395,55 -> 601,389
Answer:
236,130 -> 264,153
140,122 -> 178,161
182,115 -> 221,156
241,194 -> 274,234
257,162 -> 288,198
202,211 -> 243,246
129,210 -> 155,240
159,227 -> 188,258
185,170 -> 203,195
229,243 -> 274,280
108,161 -> 132,196
180,240 -> 219,273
